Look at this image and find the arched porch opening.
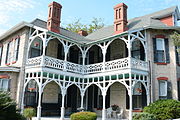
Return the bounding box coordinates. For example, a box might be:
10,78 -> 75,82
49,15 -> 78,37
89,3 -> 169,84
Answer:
86,45 -> 103,64
106,82 -> 128,119
41,81 -> 61,116
131,39 -> 145,61
132,82 -> 147,110
83,84 -> 108,114
106,39 -> 128,62
68,45 -> 82,64
29,37 -> 43,58
46,38 -> 64,60
65,84 -> 81,114
24,79 -> 39,109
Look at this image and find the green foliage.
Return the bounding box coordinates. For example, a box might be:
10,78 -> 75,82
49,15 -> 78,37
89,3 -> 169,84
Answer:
65,17 -> 104,34
0,91 -> 25,120
170,31 -> 180,53
143,99 -> 180,120
70,111 -> 97,120
23,107 -> 36,120
133,112 -> 157,120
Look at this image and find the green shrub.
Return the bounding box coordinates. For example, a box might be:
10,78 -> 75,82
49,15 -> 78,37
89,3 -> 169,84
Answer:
23,107 -> 36,120
144,99 -> 180,120
133,112 -> 157,120
70,111 -> 97,120
0,91 -> 25,120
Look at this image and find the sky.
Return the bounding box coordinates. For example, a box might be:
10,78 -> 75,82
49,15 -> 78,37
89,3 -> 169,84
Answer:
0,0 -> 180,35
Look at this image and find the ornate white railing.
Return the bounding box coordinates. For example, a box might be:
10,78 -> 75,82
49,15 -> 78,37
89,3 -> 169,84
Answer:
26,56 -> 42,66
44,56 -> 64,70
66,61 -> 83,74
84,63 -> 103,73
105,58 -> 129,71
26,56 -> 148,74
131,58 -> 148,71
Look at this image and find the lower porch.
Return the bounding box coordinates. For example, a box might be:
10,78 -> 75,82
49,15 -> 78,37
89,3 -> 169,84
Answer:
24,81 -> 148,120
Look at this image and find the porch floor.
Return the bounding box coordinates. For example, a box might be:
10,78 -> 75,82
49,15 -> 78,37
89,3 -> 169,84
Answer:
32,117 -> 128,120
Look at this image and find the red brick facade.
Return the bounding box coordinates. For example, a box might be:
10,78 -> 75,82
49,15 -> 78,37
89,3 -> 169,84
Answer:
160,15 -> 174,26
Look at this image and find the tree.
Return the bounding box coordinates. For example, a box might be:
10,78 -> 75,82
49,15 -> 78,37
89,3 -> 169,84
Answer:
170,31 -> 180,53
0,91 -> 25,120
65,19 -> 88,33
65,17 -> 104,34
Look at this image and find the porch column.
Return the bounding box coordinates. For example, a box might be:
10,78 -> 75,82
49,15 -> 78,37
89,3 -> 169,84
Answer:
147,77 -> 150,105
129,89 -> 133,120
102,46 -> 107,71
63,45 -> 69,71
102,91 -> 107,120
20,86 -> 25,114
37,86 -> 42,120
80,91 -> 85,109
60,89 -> 66,120
128,76 -> 133,120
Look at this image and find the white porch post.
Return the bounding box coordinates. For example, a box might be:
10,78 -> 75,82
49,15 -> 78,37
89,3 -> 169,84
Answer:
63,45 -> 69,71
37,86 -> 42,120
80,91 -> 85,109
102,90 -> 107,120
102,43 -> 107,71
60,88 -> 66,120
129,86 -> 133,120
129,73 -> 133,120
20,86 -> 25,114
37,76 -> 43,120
147,76 -> 150,105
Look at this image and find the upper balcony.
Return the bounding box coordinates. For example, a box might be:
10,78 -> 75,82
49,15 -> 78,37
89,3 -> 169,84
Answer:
26,28 -> 148,75
26,56 -> 148,74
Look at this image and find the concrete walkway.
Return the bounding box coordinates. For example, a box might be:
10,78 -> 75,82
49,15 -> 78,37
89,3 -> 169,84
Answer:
32,117 -> 127,120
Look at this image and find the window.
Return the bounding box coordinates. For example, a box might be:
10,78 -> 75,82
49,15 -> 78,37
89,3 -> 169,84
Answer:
159,80 -> 167,97
153,37 -> 170,63
5,41 -> 13,64
13,37 -> 20,62
0,45 -> 3,65
0,79 -> 9,91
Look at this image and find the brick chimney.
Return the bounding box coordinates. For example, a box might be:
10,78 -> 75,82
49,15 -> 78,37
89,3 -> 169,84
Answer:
47,1 -> 62,33
114,3 -> 128,34
78,30 -> 88,36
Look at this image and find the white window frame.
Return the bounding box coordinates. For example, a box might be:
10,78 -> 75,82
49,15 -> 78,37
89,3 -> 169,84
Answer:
6,41 -> 14,64
159,80 -> 167,97
13,37 -> 20,62
0,45 -> 2,65
0,79 -> 9,91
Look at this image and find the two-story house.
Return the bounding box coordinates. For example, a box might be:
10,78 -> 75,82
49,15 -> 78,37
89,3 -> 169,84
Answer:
0,1 -> 180,120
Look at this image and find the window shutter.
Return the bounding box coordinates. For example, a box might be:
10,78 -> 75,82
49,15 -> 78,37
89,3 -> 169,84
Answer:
167,81 -> 172,99
175,46 -> 179,64
164,38 -> 170,63
5,43 -> 10,64
153,38 -> 157,62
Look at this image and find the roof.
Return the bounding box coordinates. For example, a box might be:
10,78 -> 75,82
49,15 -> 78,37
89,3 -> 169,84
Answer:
86,6 -> 179,40
31,19 -> 93,44
0,6 -> 180,44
